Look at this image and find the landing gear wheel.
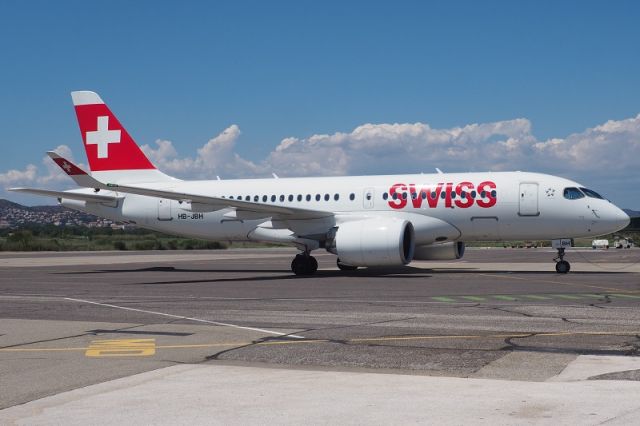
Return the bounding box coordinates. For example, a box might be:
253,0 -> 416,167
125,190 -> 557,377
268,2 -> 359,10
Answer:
555,260 -> 570,274
553,247 -> 570,274
291,253 -> 318,276
337,258 -> 358,271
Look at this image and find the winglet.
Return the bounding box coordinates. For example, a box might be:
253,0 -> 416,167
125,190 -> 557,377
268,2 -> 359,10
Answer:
47,151 -> 108,189
48,151 -> 89,176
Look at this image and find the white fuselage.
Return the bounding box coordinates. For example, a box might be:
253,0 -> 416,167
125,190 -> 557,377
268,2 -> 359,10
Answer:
60,171 -> 630,247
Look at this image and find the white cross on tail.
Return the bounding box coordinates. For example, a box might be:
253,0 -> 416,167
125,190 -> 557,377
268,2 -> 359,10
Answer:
86,116 -> 121,158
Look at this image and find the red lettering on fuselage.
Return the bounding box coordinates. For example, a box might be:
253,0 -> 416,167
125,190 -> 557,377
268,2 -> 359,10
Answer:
388,183 -> 407,209
454,181 -> 474,208
476,181 -> 497,208
387,181 -> 496,209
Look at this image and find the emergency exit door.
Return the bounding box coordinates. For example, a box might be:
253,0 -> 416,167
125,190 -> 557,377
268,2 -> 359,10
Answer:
519,183 -> 539,216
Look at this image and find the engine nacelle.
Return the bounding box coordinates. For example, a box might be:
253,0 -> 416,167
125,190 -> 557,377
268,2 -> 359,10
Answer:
326,218 -> 415,266
413,242 -> 465,260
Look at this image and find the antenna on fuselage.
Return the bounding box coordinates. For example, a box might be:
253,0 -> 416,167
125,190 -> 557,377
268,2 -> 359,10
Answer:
435,168 -> 444,174
272,173 -> 279,179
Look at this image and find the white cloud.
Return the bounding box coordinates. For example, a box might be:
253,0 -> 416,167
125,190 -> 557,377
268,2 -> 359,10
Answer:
533,114 -> 640,171
141,125 -> 262,178
0,164 -> 38,186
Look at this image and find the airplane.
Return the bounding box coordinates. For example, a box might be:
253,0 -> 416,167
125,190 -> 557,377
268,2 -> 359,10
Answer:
10,91 -> 631,275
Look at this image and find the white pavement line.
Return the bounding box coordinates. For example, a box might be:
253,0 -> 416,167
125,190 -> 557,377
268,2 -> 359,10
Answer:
64,297 -> 304,339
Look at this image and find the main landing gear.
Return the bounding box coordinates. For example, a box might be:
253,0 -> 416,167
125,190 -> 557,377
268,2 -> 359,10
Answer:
291,253 -> 318,276
553,248 -> 570,274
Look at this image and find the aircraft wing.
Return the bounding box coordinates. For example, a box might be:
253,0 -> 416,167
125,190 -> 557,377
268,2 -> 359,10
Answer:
9,188 -> 118,203
106,183 -> 333,220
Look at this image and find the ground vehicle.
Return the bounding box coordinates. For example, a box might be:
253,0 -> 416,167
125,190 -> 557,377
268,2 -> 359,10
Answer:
592,239 -> 610,249
612,238 -> 634,249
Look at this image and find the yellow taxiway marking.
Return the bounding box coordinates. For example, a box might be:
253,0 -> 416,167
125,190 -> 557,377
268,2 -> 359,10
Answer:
1,331 -> 640,355
477,273 -> 635,294
85,339 -> 156,357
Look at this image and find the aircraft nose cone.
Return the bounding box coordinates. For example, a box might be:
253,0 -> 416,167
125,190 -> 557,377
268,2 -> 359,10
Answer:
617,209 -> 631,229
607,206 -> 630,231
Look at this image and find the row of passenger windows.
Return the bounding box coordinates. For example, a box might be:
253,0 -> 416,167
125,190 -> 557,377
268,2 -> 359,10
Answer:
382,190 -> 496,201
563,187 -> 604,200
221,190 -> 497,203
223,193 -> 356,202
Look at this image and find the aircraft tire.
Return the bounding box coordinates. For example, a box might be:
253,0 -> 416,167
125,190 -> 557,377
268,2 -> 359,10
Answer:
291,254 -> 317,276
555,260 -> 570,274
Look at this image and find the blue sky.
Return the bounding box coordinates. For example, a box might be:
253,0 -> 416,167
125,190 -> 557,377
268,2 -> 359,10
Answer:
1,1 -> 639,208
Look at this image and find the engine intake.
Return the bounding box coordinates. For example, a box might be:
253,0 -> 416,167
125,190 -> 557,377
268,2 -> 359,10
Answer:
326,218 -> 415,266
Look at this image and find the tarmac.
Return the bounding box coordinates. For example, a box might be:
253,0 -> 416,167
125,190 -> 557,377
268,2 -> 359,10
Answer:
1,247 -> 639,424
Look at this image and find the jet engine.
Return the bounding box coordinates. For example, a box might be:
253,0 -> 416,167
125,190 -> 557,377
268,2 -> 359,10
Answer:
326,218 -> 415,266
413,241 -> 465,260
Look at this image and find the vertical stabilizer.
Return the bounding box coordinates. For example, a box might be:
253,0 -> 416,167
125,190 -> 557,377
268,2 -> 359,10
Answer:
71,91 -> 176,183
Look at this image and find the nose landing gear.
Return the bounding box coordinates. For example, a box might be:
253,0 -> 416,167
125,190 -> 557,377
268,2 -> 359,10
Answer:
554,248 -> 571,274
291,252 -> 318,276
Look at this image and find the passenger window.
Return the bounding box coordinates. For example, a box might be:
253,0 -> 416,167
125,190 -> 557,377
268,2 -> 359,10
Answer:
297,194 -> 302,201
316,194 -> 321,201
440,192 -> 446,199
324,194 -> 330,201
334,194 -> 339,201
421,191 -> 427,200
471,191 -> 477,198
563,187 -> 585,200
491,190 -> 497,197
254,195 -> 259,202
262,195 -> 268,202
579,187 -> 604,199
280,195 -> 285,202
288,195 -> 294,202
271,195 -> 276,202
349,193 -> 355,201
383,192 -> 388,200
306,194 -> 311,201
245,196 -> 250,201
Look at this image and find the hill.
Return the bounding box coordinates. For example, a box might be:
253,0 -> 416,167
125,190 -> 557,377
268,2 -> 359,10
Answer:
0,199 -> 98,229
623,209 -> 640,218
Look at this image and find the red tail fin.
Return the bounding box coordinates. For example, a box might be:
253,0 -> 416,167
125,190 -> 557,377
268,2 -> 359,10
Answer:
71,91 -> 155,172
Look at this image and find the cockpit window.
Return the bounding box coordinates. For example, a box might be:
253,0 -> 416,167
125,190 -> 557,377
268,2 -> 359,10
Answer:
563,187 -> 585,200
579,187 -> 604,199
